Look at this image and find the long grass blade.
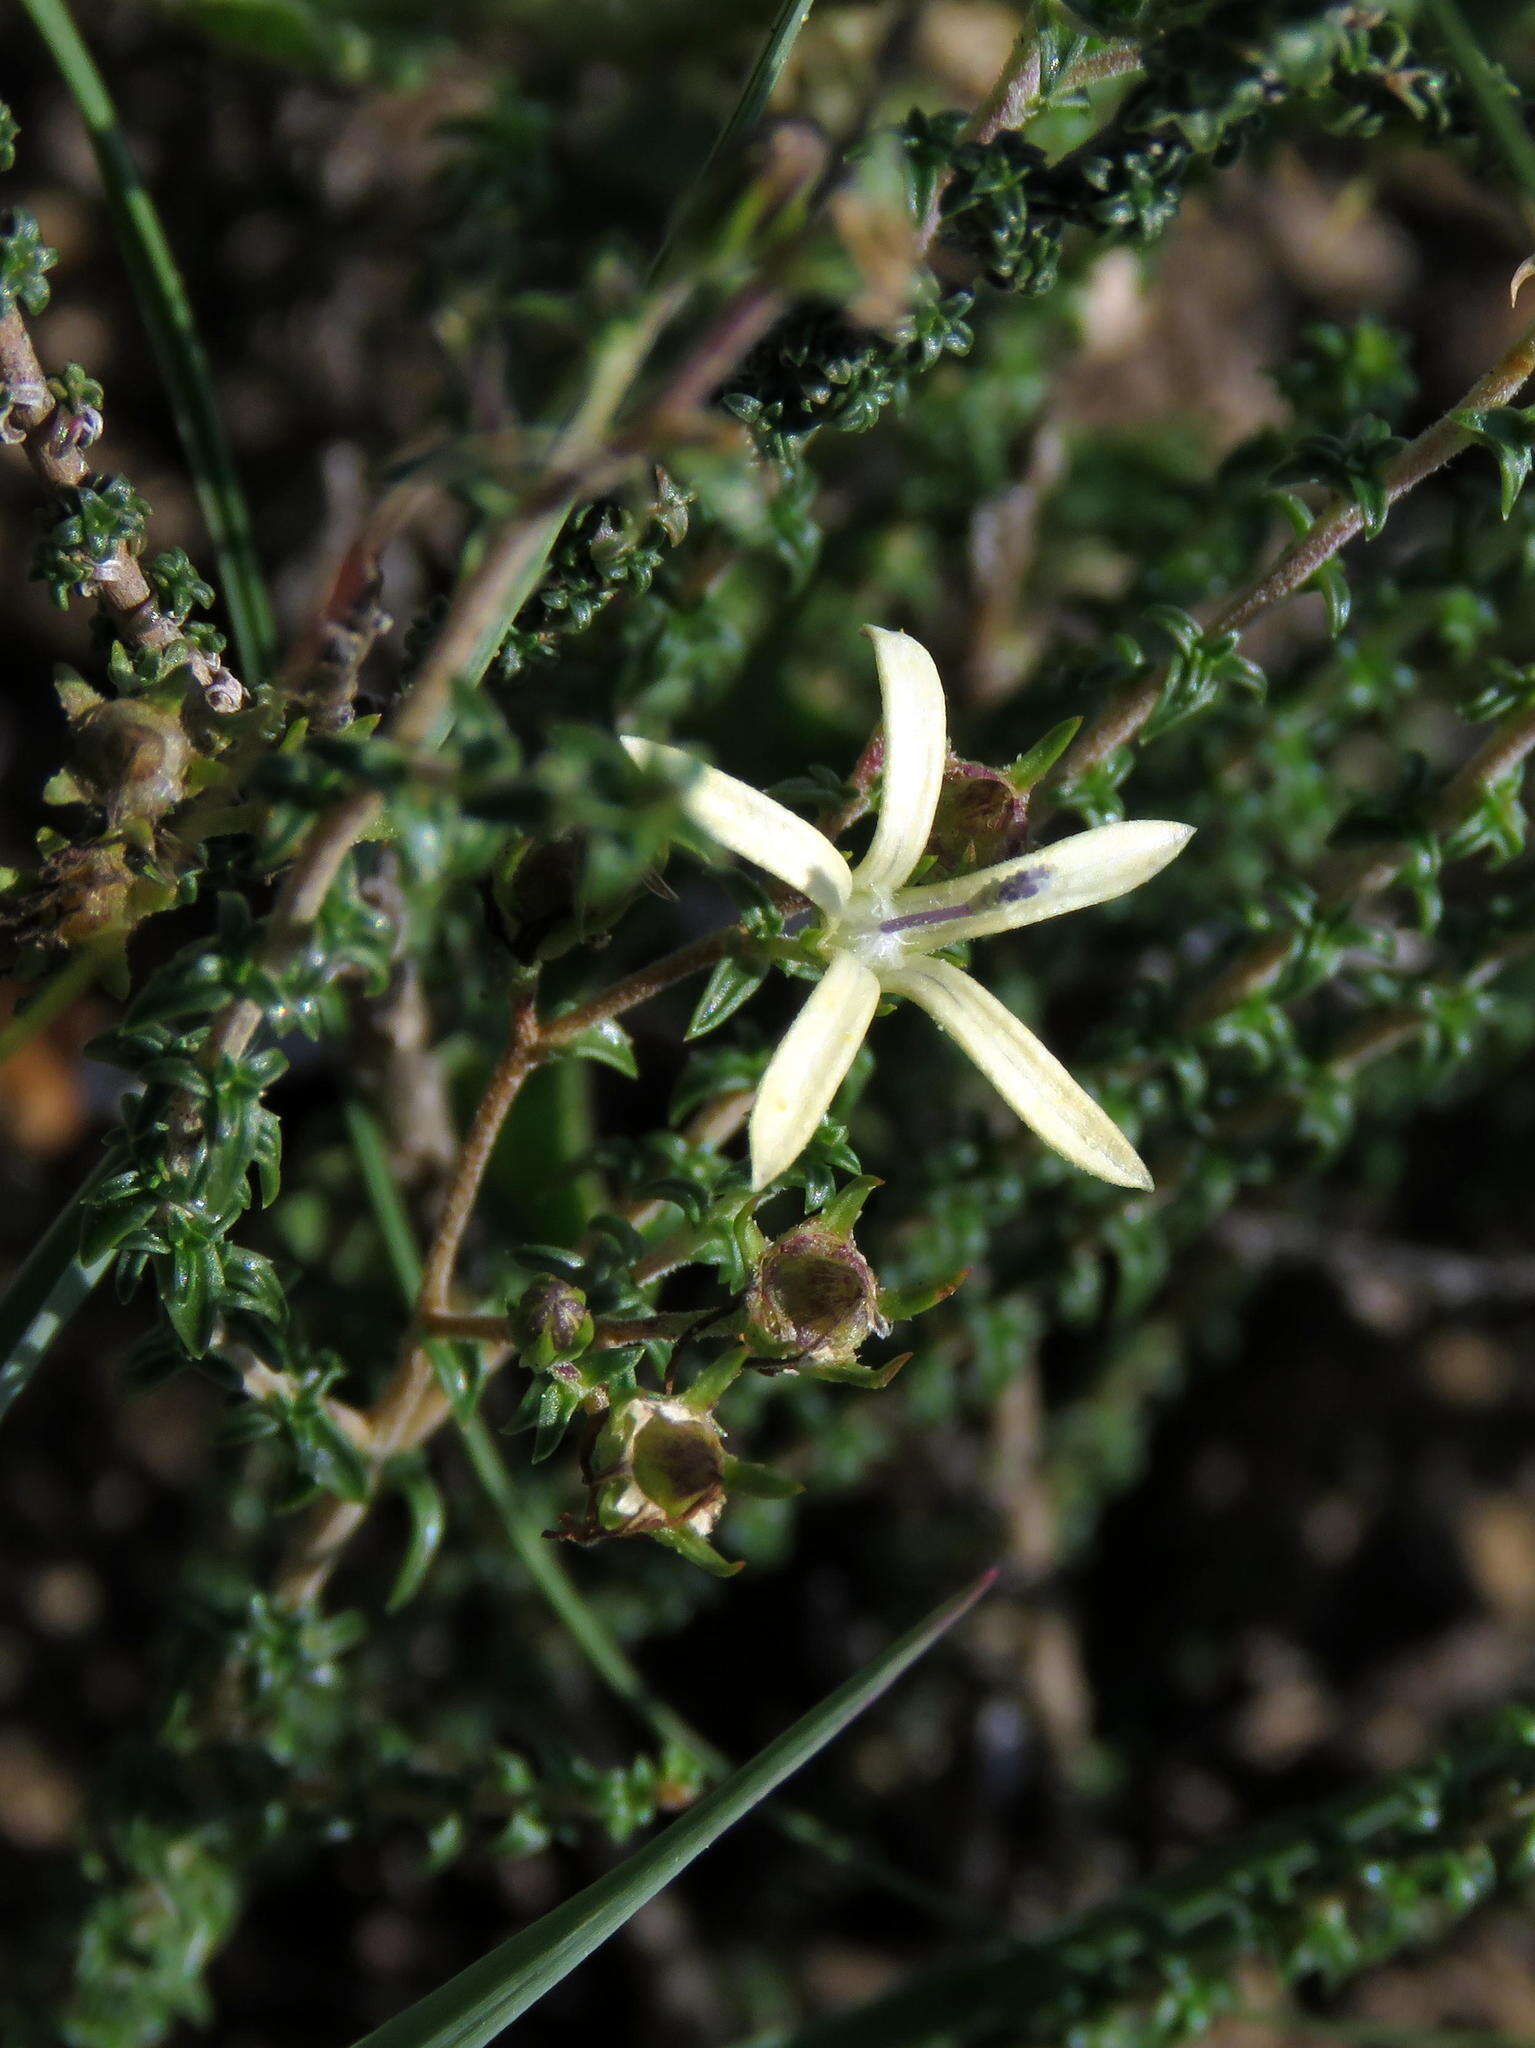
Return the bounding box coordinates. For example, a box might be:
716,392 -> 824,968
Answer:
0,1171 -> 109,1423
1420,0 -> 1535,207
651,0 -> 820,281
350,1569 -> 992,2048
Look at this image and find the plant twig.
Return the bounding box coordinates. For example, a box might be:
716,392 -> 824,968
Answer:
541,931 -> 736,1048
919,6 -> 1047,245
1045,310 -> 1535,813
1057,41 -> 1142,97
417,995 -> 541,1321
277,1075 -> 756,1606
918,22 -> 1144,248
1181,697 -> 1535,1027
19,0 -> 275,681
0,308 -> 242,707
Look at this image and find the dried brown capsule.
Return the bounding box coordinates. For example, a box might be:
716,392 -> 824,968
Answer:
923,758 -> 1031,879
743,1177 -> 891,1369
599,1396 -> 729,1540
28,839 -> 138,947
557,1363 -> 797,1577
69,696 -> 192,827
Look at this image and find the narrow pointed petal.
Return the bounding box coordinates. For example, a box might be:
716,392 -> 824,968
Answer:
885,820 -> 1194,952
623,736 -> 853,915
885,956 -> 1152,1190
750,953 -> 881,1189
854,627 -> 948,897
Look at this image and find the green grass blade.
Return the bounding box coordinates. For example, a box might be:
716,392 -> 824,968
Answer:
1421,0 -> 1535,206
651,0 -> 819,281
713,0 -> 819,166
350,1569 -> 993,2048
18,0 -> 277,682
0,940 -> 107,1068
0,1171 -> 109,1423
343,1099 -> 429,1298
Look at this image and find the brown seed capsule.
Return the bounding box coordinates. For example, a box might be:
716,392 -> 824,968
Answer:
746,1222 -> 890,1368
924,758 -> 1031,879
579,1395 -> 729,1545
72,699 -> 192,826
32,839 -> 137,947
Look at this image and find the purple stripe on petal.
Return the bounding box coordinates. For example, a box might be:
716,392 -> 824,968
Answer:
882,864 -> 1050,937
882,903 -> 973,935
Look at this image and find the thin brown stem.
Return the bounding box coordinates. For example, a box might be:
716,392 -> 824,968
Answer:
1162,932 -> 1535,1174
1327,931 -> 1535,1077
962,12 -> 1047,147
541,930 -> 736,1048
632,278 -> 785,429
274,978 -> 750,1605
918,24 -> 1143,250
0,307 -> 241,708
1044,313 -> 1535,817
919,8 -> 1046,246
418,1311 -> 521,1342
1180,699 -> 1535,1028
274,996 -> 537,1607
633,1224 -> 719,1290
1057,41 -> 1142,96
238,1353 -> 372,1447
418,994 -> 541,1319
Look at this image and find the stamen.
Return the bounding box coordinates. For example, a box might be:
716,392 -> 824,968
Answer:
987,867 -> 1048,909
881,865 -> 1049,936
882,903 -> 972,935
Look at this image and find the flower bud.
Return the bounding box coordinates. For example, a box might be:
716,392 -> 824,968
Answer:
745,1214 -> 889,1368
511,1275 -> 594,1370
486,835 -> 585,964
923,757 -> 1030,879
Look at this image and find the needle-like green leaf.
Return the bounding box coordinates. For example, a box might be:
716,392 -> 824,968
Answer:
349,1570 -> 992,2048
0,1170 -> 109,1424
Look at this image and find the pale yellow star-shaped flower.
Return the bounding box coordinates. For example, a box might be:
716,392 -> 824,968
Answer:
624,627 -> 1192,1192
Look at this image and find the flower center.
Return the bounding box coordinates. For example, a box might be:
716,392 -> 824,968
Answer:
825,889 -> 909,975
